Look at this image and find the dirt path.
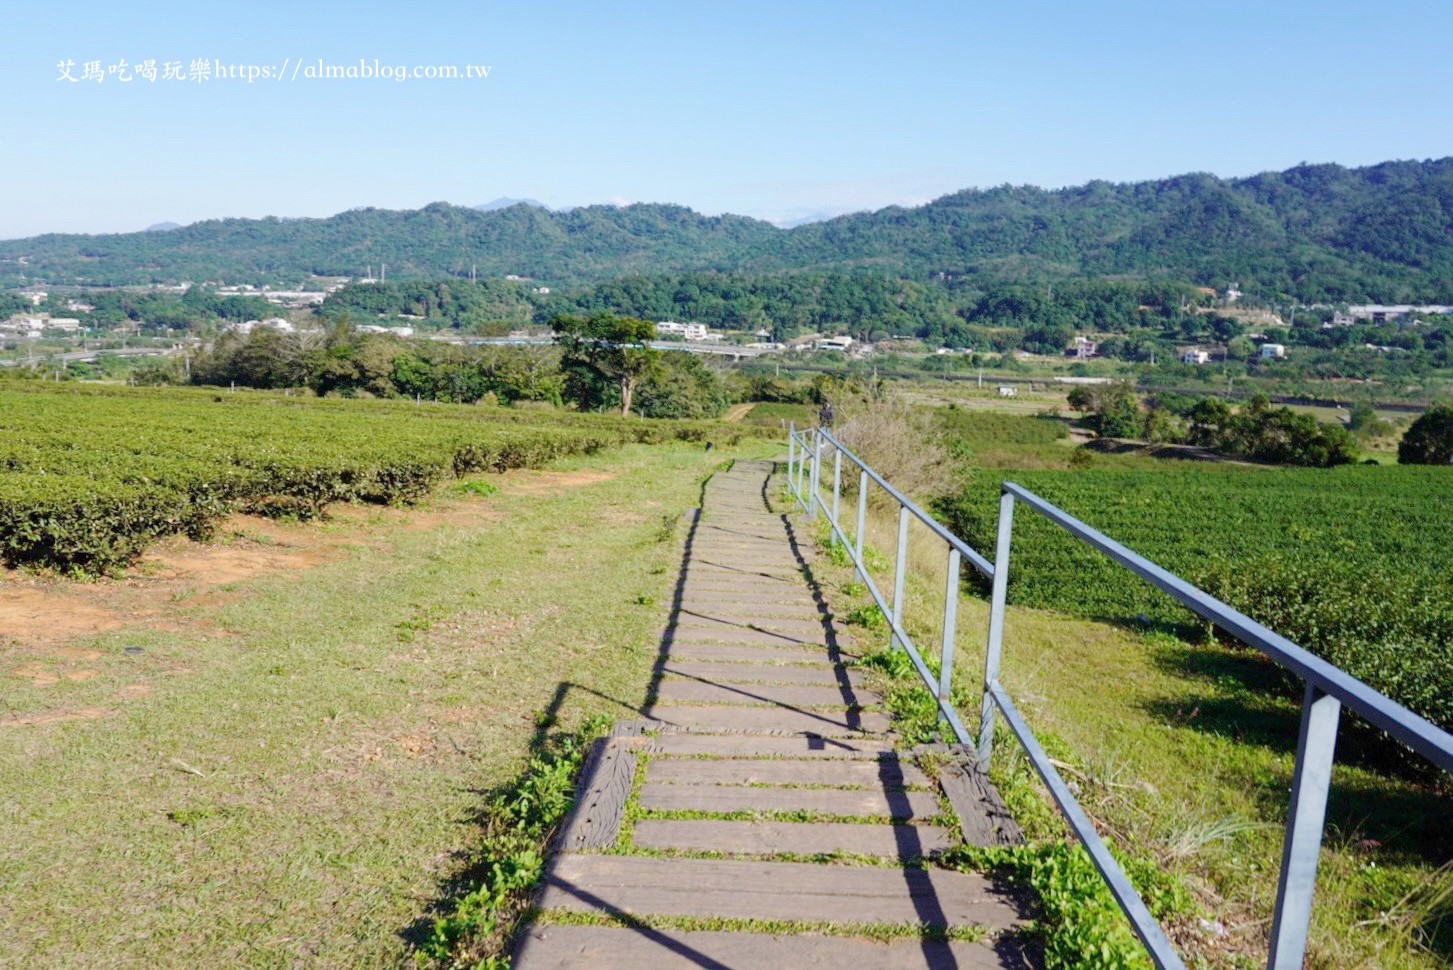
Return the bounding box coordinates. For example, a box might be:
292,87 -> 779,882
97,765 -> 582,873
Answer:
721,402 -> 755,422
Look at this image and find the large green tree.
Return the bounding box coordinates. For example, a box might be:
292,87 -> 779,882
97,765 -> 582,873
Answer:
551,313 -> 660,415
1398,403 -> 1453,464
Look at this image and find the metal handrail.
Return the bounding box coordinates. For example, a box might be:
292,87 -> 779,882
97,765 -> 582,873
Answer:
784,424 -> 1452,970
786,423 -> 975,744
996,480 -> 1453,969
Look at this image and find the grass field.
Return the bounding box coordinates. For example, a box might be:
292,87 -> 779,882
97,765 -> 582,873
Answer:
0,436 -> 772,966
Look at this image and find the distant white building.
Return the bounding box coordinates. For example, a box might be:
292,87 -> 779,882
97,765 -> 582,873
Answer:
44,318 -> 81,332
1260,343 -> 1287,359
656,320 -> 709,341
1347,304 -> 1453,323
1181,349 -> 1211,365
814,335 -> 855,352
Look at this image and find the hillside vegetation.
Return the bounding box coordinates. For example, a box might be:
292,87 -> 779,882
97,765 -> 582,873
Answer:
5,159 -> 1453,301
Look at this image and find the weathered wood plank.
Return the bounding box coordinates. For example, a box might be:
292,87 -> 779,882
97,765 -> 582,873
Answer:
537,855 -> 1028,928
661,643 -> 840,664
639,782 -> 939,819
663,625 -> 830,646
938,753 -> 1025,848
652,680 -> 878,709
658,661 -> 864,686
674,612 -> 830,634
646,704 -> 891,736
514,924 -> 1040,969
555,738 -> 636,851
647,756 -> 929,789
630,818 -> 954,859
643,733 -> 899,759
674,601 -> 824,619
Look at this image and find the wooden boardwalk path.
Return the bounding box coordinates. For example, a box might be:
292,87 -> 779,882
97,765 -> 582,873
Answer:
515,460 -> 1035,968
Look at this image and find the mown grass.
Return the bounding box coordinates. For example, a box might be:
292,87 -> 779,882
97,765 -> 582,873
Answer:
792,462 -> 1451,968
0,437 -> 776,967
741,401 -> 816,429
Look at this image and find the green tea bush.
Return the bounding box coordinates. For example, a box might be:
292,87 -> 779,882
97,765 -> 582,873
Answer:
939,465 -> 1453,736
0,385 -> 768,574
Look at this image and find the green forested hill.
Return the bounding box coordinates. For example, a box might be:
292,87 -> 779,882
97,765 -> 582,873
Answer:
4,159 -> 1452,301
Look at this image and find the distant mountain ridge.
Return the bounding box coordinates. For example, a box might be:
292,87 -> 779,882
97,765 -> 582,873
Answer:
473,197 -> 550,212
4,158 -> 1452,301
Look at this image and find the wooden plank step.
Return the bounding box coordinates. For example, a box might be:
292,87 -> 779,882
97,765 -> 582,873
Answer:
674,612 -> 829,633
663,632 -> 837,652
664,625 -> 829,647
658,661 -> 864,686
675,603 -> 824,620
514,924 -> 1031,970
676,585 -> 817,602
645,734 -> 898,759
687,553 -> 802,566
661,643 -> 843,664
683,563 -> 803,579
676,589 -> 819,604
536,855 -> 1027,928
631,819 -> 954,859
694,529 -> 787,542
652,680 -> 878,709
677,568 -> 804,582
647,757 -> 930,789
638,782 -> 939,818
645,705 -> 890,736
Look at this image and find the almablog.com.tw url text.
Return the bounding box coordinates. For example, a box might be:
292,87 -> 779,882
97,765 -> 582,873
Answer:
56,58 -> 492,84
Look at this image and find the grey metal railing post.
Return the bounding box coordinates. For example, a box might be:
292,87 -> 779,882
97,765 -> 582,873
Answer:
889,505 -> 910,653
802,432 -> 813,499
830,449 -> 842,543
977,491 -> 1016,764
805,430 -> 816,520
786,425 -> 797,503
854,469 -> 867,582
1267,685 -> 1342,970
787,422 -> 796,496
938,548 -> 961,724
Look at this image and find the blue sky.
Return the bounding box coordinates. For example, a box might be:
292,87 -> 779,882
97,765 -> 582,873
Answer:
4,0 -> 1451,238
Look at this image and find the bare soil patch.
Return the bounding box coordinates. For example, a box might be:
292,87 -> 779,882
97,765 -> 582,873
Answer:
501,470 -> 616,495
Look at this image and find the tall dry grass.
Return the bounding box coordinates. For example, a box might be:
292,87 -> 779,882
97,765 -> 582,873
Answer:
831,394 -> 963,507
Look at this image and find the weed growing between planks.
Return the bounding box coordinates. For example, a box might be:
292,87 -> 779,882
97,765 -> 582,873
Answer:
416,714 -> 610,968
